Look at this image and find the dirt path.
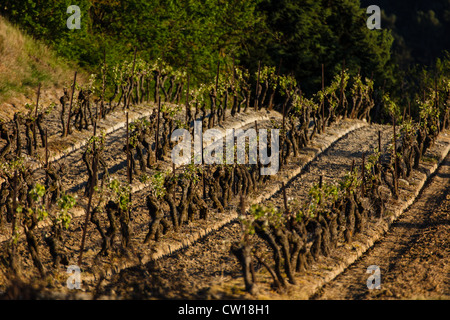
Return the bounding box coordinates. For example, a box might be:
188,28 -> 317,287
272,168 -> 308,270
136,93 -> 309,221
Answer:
311,154 -> 450,300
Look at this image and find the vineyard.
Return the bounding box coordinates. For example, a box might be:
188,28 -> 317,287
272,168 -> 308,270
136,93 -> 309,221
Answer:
0,48 -> 449,300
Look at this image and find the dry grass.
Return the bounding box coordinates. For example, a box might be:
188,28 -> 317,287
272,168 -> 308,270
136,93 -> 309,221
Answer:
0,15 -> 84,120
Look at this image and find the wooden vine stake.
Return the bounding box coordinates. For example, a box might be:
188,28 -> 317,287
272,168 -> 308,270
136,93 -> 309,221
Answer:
202,165 -> 206,200
155,65 -> 160,104
126,111 -> 133,221
45,128 -> 48,178
319,175 -> 323,205
155,96 -> 161,163
408,100 -> 411,120
393,115 -> 399,198
100,47 -> 106,119
378,130 -> 381,155
78,121 -> 98,265
340,60 -> 345,114
361,153 -> 365,196
239,191 -> 245,217
268,58 -> 282,111
172,162 -> 176,201
125,47 -> 138,110
10,168 -> 18,273
126,111 -> 131,184
254,120 -> 259,165
45,128 -> 49,209
125,110 -> 133,219
33,83 -> 41,149
281,100 -> 286,168
201,118 -> 206,200
434,76 -> 439,130
255,60 -> 261,111
212,59 -> 220,127
65,71 -> 77,137
186,73 -> 190,124
215,60 -> 220,92
282,182 -> 289,216
322,63 -> 325,133
35,83 -> 41,120
231,58 -> 237,117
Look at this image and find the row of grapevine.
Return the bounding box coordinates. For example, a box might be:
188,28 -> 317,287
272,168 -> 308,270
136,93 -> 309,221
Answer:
0,50 -> 448,287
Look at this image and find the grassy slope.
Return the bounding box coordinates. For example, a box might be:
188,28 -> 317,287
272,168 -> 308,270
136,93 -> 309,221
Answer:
0,15 -> 85,120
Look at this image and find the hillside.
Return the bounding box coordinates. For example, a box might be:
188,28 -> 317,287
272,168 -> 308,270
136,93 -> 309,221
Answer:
0,0 -> 448,306
0,15 -> 84,120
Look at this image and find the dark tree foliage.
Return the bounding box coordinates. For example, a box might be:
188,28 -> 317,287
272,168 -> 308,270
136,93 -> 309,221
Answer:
242,0 -> 394,95
1,0 -> 395,93
361,0 -> 450,68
